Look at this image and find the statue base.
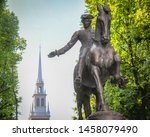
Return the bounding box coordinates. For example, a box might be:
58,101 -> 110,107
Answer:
87,111 -> 125,120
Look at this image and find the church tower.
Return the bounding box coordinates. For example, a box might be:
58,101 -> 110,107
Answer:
29,48 -> 50,120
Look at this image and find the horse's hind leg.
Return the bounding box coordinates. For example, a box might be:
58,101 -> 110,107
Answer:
83,93 -> 91,119
91,65 -> 108,111
76,92 -> 83,120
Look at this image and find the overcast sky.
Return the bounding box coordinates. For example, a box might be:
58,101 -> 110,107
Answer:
8,0 -> 86,120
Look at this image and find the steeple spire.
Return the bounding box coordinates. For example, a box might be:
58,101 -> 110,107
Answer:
37,46 -> 43,83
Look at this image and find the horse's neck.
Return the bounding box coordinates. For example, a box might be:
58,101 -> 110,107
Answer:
95,18 -> 111,48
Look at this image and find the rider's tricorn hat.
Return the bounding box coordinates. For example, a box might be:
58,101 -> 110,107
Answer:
81,14 -> 94,20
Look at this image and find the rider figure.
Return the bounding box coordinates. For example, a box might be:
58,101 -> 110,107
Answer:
48,14 -> 94,84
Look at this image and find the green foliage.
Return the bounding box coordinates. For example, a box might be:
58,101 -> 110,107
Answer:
104,79 -> 140,119
72,0 -> 150,119
0,1 -> 26,119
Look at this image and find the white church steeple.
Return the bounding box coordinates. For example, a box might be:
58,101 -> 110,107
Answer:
29,47 -> 50,120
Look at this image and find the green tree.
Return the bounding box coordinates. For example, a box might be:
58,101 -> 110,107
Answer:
73,0 -> 150,119
0,0 -> 26,119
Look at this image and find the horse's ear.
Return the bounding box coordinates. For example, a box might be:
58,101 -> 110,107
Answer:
97,5 -> 102,12
103,5 -> 111,14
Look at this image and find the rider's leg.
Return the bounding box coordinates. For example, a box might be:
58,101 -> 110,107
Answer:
75,48 -> 87,83
76,57 -> 85,83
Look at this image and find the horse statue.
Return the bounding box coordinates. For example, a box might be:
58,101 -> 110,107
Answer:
74,5 -> 127,120
48,4 -> 127,120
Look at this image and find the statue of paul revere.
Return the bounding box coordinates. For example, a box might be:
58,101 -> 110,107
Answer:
48,5 -> 127,120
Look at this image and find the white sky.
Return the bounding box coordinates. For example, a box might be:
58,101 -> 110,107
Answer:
8,0 -> 86,120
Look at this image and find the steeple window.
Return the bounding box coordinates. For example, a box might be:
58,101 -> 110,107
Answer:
36,98 -> 40,107
41,98 -> 45,106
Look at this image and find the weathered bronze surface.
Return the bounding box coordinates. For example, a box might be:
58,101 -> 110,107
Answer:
48,5 -> 127,120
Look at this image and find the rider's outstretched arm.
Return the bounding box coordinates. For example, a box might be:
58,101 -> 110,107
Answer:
48,31 -> 79,58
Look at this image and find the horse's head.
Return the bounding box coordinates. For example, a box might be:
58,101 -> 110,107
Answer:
96,5 -> 111,44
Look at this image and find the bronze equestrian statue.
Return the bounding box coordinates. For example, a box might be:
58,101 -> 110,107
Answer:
48,5 -> 127,120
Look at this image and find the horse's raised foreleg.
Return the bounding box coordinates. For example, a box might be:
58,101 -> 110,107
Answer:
114,55 -> 121,80
113,55 -> 128,87
91,65 -> 108,111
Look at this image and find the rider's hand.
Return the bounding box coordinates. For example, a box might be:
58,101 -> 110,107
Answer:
48,50 -> 57,58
